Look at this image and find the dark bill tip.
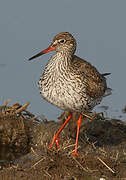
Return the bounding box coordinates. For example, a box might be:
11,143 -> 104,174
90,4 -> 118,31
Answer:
28,52 -> 43,61
28,46 -> 56,61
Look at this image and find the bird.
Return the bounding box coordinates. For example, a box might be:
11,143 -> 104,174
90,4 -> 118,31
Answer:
28,32 -> 111,156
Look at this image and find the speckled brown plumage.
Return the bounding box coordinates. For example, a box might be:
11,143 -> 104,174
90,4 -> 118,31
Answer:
29,32 -> 111,156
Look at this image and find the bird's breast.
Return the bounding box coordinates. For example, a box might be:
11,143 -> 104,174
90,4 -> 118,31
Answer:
38,54 -> 102,112
38,60 -> 87,111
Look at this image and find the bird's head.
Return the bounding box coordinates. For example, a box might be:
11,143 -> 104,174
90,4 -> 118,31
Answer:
28,32 -> 76,61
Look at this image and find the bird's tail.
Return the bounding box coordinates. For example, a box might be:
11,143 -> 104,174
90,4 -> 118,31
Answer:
103,88 -> 112,97
102,72 -> 112,97
102,73 -> 111,77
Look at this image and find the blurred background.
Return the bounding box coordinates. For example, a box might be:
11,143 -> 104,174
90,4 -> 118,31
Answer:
0,0 -> 126,120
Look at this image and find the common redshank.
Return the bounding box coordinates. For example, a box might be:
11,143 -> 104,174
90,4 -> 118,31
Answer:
29,32 -> 111,156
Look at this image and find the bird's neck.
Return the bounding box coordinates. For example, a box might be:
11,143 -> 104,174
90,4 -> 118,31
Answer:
50,50 -> 73,68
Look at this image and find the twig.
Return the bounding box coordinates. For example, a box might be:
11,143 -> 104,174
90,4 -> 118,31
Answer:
3,98 -> 11,106
30,157 -> 45,169
15,102 -> 30,114
30,147 -> 39,156
82,113 -> 94,120
72,156 -> 90,172
83,133 -> 97,150
0,98 -> 11,112
23,109 -> 36,118
63,144 -> 76,150
97,157 -> 115,174
115,151 -> 119,161
98,147 -> 107,155
43,170 -> 52,178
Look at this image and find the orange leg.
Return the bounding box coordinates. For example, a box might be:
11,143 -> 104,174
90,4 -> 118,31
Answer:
48,113 -> 72,150
72,114 -> 82,156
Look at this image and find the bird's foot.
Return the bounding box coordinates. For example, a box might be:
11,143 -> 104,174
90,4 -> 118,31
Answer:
72,151 -> 79,156
48,136 -> 60,150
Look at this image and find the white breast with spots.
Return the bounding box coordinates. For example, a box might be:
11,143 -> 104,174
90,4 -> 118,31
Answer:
38,53 -> 100,112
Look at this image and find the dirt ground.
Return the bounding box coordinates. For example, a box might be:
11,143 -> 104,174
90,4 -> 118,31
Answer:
0,101 -> 126,180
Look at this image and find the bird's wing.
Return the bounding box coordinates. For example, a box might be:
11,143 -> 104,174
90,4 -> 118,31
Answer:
72,55 -> 108,99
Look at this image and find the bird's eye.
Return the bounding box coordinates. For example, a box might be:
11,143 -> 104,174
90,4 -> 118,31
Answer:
59,39 -> 65,43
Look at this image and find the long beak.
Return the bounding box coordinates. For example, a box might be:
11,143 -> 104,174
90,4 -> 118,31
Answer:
28,45 -> 55,61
